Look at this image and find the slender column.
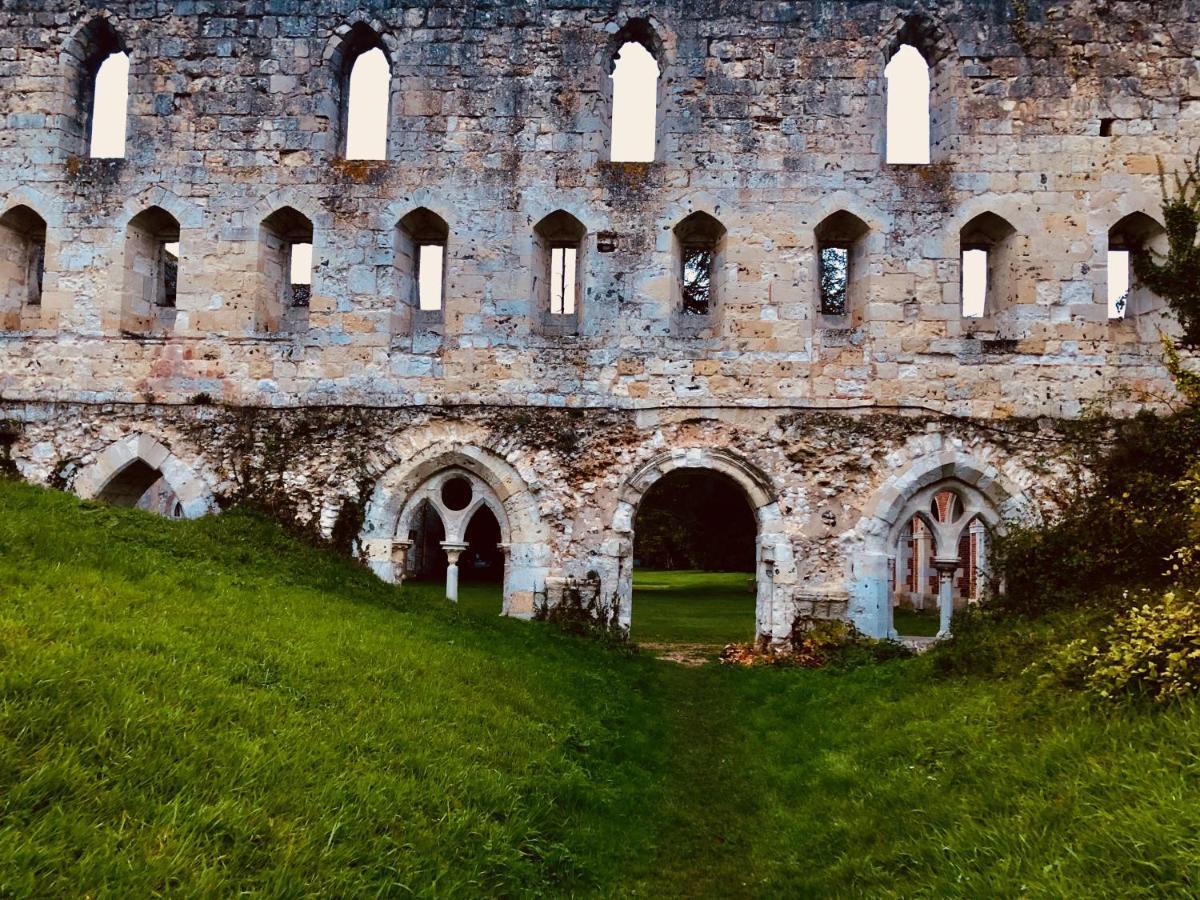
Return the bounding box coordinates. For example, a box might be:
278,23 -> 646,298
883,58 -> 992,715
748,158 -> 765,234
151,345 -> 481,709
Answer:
390,539 -> 412,585
441,541 -> 469,603
497,542 -> 511,615
932,557 -> 958,638
914,527 -> 930,610
972,522 -> 987,603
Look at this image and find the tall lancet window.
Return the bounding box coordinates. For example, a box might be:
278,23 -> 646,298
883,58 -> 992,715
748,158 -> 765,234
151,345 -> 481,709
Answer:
610,39 -> 659,162
345,47 -> 389,160
89,50 -> 130,158
885,44 -> 930,165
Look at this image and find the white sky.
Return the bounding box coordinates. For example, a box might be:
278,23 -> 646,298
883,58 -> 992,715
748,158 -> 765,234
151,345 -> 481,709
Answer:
610,41 -> 659,162
961,249 -> 987,317
418,244 -> 444,310
1107,249 -> 1130,318
885,44 -> 930,164
291,242 -> 313,284
345,47 -> 389,160
89,51 -> 128,158
85,40 -> 996,317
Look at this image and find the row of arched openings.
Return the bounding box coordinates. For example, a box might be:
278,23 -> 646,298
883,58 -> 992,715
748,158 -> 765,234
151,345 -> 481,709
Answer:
71,15 -> 965,168
75,426 -> 1004,641
0,198 -> 1166,330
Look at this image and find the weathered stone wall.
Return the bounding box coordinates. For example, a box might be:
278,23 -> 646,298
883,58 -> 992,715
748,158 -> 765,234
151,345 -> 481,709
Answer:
1,1 -> 1196,638
3,401 -> 1068,638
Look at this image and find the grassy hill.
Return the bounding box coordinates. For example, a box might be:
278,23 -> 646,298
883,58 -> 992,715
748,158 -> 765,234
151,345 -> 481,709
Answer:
3,479 -> 1200,896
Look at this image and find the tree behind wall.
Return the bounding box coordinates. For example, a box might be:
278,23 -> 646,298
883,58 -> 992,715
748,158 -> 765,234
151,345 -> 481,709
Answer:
634,471 -> 756,571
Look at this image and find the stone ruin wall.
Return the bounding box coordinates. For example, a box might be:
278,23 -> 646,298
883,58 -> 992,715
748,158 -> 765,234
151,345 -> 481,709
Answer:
1,0 -> 1198,639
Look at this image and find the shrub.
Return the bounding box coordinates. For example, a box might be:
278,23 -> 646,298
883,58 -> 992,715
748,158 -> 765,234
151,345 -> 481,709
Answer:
1051,589 -> 1200,702
721,616 -> 911,669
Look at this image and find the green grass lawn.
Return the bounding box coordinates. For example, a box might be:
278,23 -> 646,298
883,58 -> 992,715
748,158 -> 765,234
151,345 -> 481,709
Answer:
893,605 -> 941,637
4,479 -> 1200,896
631,568 -> 756,646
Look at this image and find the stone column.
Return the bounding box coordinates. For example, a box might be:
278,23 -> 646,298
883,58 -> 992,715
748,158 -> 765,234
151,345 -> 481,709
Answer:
441,541 -> 469,603
390,539 -> 412,585
497,541 -> 511,614
932,557 -> 958,638
914,526 -> 930,610
971,521 -> 987,603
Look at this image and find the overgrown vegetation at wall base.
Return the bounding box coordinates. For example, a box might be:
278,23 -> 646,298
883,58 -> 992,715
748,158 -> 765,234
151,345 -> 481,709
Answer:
7,479 -> 1200,895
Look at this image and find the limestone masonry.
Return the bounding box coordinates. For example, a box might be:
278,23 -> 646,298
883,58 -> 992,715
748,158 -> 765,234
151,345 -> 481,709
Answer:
2,1 -> 1198,639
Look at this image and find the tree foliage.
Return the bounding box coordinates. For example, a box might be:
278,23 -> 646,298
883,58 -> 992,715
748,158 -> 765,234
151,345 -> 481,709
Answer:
1133,149 -> 1200,346
634,470 -> 756,571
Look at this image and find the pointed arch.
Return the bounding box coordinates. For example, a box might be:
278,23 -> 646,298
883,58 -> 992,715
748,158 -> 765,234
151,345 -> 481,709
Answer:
359,442 -> 547,617
849,447 -> 1038,638
326,21 -> 394,160
63,16 -> 130,159
122,205 -> 181,333
0,205 -> 48,328
395,207 -> 449,328
533,209 -> 587,332
610,446 -> 792,638
259,206 -> 315,332
881,12 -> 954,165
814,210 -> 871,319
959,212 -> 1018,318
1108,212 -> 1167,318
672,211 -> 727,333
606,17 -> 665,162
72,433 -> 218,519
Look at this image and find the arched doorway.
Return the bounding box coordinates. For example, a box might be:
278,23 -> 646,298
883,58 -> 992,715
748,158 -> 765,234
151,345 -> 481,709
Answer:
612,448 -> 787,648
97,458 -> 185,517
358,441 -> 548,619
887,482 -> 996,640
630,468 -> 758,647
392,468 -> 509,616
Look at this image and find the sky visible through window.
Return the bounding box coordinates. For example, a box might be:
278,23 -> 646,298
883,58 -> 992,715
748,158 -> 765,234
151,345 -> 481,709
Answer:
346,47 -> 389,160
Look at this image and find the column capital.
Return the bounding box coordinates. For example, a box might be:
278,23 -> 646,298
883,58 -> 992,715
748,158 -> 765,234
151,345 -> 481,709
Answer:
931,557 -> 960,574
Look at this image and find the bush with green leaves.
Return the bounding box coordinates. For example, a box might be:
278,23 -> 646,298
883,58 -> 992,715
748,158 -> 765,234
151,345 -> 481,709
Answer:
1133,150 -> 1200,346
1052,589 -> 1200,703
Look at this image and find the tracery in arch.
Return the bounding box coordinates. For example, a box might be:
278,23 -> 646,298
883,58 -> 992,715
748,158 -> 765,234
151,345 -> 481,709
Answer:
393,468 -> 510,608
887,481 -> 998,639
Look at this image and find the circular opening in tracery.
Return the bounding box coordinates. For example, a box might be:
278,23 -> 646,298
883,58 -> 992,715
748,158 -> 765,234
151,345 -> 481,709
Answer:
441,475 -> 473,511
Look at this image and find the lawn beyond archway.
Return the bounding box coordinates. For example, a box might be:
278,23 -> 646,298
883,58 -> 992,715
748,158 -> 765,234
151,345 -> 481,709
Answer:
630,569 -> 756,645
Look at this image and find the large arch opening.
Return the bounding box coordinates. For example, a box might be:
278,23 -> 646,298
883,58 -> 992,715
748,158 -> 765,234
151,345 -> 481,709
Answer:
629,468 -> 759,648
887,481 -> 997,641
392,468 -> 509,616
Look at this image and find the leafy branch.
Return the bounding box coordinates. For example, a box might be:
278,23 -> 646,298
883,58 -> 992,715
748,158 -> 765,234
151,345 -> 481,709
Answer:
1134,149 -> 1200,346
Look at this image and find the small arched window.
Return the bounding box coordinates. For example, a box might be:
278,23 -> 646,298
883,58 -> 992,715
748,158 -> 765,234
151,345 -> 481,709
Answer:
533,210 -> 586,334
123,206 -> 180,332
609,21 -> 660,162
397,208 -> 449,325
0,206 -> 48,328
338,25 -> 391,160
814,211 -> 870,320
672,212 -> 726,333
959,213 -> 1017,318
260,207 -> 315,331
1108,213 -> 1168,319
885,44 -> 930,165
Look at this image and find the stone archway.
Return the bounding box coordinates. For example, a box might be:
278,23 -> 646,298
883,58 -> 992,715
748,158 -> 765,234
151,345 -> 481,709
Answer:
849,449 -> 1036,638
358,443 -> 548,617
72,433 -> 217,519
611,447 -> 793,640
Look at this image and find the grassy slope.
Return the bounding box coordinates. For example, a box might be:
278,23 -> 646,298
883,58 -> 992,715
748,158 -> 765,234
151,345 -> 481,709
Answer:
3,480 -> 1200,896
